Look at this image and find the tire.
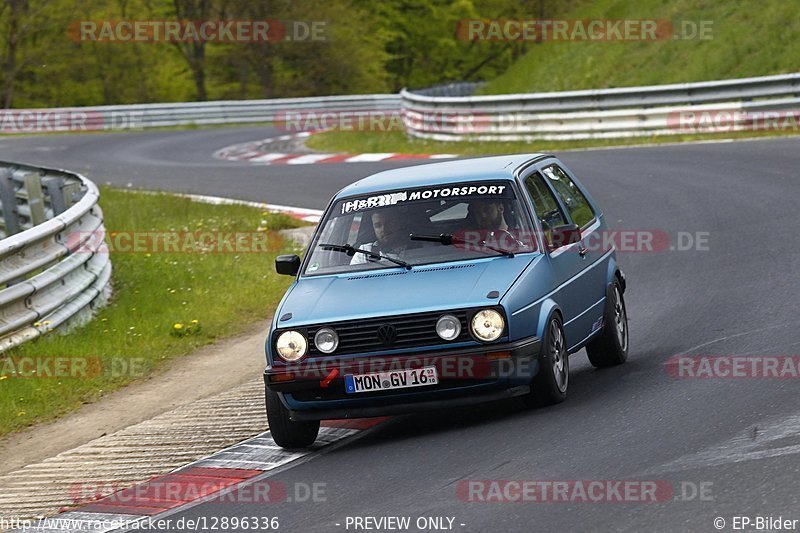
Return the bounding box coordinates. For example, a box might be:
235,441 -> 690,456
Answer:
265,388 -> 320,449
585,279 -> 629,368
525,314 -> 569,407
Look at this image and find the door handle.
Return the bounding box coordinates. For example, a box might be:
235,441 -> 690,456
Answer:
578,246 -> 588,257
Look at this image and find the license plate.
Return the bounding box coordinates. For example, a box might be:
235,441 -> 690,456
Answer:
344,366 -> 438,394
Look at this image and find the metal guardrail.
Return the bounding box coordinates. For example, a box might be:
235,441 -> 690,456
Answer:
8,73 -> 798,140
401,72 -> 800,141
0,94 -> 401,132
0,163 -> 111,352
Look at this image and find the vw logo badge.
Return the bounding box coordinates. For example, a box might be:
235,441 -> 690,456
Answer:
376,324 -> 397,345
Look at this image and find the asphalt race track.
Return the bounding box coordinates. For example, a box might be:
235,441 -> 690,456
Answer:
0,127 -> 422,208
2,130 -> 800,531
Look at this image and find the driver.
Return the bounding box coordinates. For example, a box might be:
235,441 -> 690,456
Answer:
350,209 -> 408,264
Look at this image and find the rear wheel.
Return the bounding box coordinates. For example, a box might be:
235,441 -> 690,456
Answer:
586,280 -> 629,368
265,388 -> 320,449
525,314 -> 569,407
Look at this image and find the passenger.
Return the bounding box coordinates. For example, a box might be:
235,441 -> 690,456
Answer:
466,200 -> 530,251
471,200 -> 509,231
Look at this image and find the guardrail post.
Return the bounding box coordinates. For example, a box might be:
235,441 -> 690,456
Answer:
0,167 -> 21,237
41,176 -> 68,216
61,182 -> 82,208
24,172 -> 47,226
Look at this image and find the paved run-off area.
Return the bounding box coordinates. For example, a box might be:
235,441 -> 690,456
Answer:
0,379 -> 266,520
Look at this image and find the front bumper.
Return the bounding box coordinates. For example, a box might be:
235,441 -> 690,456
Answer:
264,336 -> 541,421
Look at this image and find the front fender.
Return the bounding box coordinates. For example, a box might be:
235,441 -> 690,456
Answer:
605,254 -> 626,293
535,299 -> 561,339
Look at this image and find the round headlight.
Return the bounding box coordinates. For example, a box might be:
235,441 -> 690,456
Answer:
314,327 -> 339,354
436,315 -> 462,341
470,309 -> 504,342
275,330 -> 308,362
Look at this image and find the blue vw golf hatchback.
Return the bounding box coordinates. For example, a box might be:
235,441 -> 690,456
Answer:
265,154 -> 628,448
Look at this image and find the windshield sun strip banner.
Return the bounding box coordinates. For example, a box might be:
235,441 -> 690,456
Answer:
339,182 -> 513,214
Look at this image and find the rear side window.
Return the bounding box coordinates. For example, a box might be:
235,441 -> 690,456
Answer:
542,165 -> 596,228
524,172 -> 571,249
524,172 -> 567,230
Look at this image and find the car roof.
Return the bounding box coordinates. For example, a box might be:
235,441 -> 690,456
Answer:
335,154 -> 550,198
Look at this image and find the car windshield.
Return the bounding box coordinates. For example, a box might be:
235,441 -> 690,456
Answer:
303,181 -> 538,276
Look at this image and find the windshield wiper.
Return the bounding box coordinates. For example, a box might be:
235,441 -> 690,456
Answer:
409,233 -> 515,258
319,242 -> 412,270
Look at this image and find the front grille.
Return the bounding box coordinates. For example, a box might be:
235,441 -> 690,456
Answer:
306,310 -> 471,356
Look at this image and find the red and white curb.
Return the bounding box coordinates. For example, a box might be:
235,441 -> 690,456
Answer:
9,418 -> 388,532
214,132 -> 457,165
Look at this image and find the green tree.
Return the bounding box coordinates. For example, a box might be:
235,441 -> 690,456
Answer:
170,0 -> 213,101
0,0 -> 74,108
357,0 -> 531,90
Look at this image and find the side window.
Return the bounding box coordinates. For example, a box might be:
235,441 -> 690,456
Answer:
541,165 -> 596,228
524,172 -> 568,230
524,172 -> 568,248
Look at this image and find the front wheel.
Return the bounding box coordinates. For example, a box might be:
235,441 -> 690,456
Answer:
266,388 -> 320,449
525,314 -> 569,407
585,280 -> 629,368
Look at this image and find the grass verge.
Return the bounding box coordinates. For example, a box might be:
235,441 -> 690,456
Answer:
480,0 -> 800,94
305,129 -> 800,156
0,187 -> 304,438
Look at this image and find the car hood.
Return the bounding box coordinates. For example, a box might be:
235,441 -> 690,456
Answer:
278,255 -> 539,326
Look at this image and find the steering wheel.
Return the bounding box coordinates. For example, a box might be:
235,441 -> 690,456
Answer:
539,209 -> 562,230
489,229 -> 525,249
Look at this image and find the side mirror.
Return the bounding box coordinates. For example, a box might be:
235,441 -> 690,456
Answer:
275,254 -> 301,276
548,223 -> 581,250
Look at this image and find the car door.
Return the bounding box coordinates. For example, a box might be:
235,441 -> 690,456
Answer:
540,163 -> 607,346
520,168 -> 588,345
